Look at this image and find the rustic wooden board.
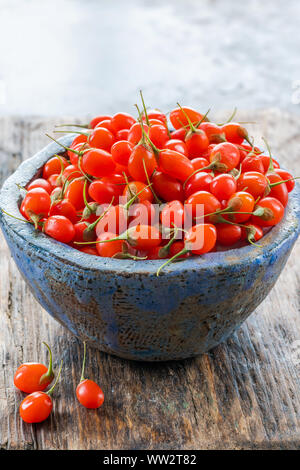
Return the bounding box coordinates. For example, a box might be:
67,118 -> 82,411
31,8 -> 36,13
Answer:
0,110 -> 299,450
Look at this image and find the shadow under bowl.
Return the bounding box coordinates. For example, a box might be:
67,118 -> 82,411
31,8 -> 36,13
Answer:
0,135 -> 300,361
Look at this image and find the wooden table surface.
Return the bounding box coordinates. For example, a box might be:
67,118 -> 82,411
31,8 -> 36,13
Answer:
0,110 -> 299,450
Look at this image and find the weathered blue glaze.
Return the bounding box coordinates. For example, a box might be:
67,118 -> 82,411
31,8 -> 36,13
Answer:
1,136 -> 300,361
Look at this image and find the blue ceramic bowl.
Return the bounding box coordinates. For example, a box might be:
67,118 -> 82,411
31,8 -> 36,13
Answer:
1,135 -> 300,361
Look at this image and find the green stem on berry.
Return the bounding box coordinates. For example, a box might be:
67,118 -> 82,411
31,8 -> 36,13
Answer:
236,145 -> 261,155
176,102 -> 197,133
56,170 -> 82,203
195,205 -> 265,221
54,130 -> 89,137
26,211 -> 41,230
112,252 -> 148,260
212,215 -> 262,246
39,342 -> 55,386
158,227 -> 179,258
217,107 -> 237,126
183,159 -> 227,188
262,136 -> 275,173
0,207 -> 32,224
75,225 -> 146,246
47,360 -> 63,396
142,158 -> 162,205
135,104 -> 160,164
243,133 -> 254,148
269,176 -> 299,188
16,183 -> 27,193
139,90 -> 150,126
156,246 -> 189,277
124,182 -> 153,210
83,197 -> 115,236
231,164 -> 242,180
193,108 -> 211,128
53,153 -> 66,186
80,341 -> 87,382
55,123 -> 89,129
83,179 -> 94,213
75,232 -> 128,245
112,246 -> 148,260
46,134 -> 82,156
246,231 -> 262,248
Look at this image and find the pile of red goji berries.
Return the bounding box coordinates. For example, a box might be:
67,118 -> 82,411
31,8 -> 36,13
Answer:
16,94 -> 296,275
14,342 -> 104,423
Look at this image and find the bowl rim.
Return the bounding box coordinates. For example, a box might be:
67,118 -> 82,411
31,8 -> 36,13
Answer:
0,134 -> 300,275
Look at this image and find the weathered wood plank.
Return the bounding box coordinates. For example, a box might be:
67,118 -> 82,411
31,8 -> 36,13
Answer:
0,110 -> 299,450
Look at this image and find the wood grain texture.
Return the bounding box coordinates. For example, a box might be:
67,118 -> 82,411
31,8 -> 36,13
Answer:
0,110 -> 299,450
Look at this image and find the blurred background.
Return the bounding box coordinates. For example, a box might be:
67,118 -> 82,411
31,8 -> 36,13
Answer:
0,0 -> 299,116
